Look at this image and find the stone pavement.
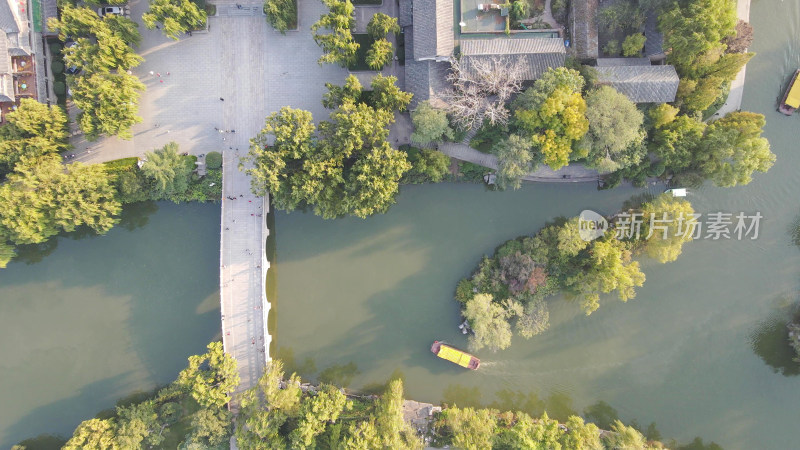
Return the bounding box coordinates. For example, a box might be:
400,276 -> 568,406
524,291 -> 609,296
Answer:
220,149 -> 269,402
438,141 -> 599,182
711,0 -> 751,119
73,0 -> 348,165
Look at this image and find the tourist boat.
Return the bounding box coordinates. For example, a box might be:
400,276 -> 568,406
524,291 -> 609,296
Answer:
431,341 -> 480,370
778,69 -> 800,115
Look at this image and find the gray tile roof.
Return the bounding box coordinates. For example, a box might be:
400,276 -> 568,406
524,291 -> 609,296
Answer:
644,12 -> 664,58
412,0 -> 454,60
461,38 -> 566,55
0,33 -> 9,75
399,0 -> 412,28
570,0 -> 598,59
596,57 -> 652,67
0,0 -> 18,34
405,28 -> 451,108
595,65 -> 680,103
461,38 -> 566,80
0,74 -> 14,102
42,0 -> 60,35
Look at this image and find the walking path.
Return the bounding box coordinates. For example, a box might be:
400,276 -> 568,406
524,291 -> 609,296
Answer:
438,137 -> 599,182
220,150 -> 269,402
713,0 -> 752,118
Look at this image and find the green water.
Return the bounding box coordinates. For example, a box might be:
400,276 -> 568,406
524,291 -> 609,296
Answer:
274,2 -> 800,448
0,202 -> 221,447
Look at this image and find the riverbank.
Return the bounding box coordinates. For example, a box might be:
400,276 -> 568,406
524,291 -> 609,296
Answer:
712,0 -> 752,118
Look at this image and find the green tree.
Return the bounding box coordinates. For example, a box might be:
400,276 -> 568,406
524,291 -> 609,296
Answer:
142,0 -> 207,40
116,400 -> 164,448
647,103 -> 679,130
510,0 -> 529,22
602,420 -> 655,449
176,341 -> 239,409
0,98 -> 69,175
370,74 -> 412,112
0,241 -> 14,268
402,147 -> 450,183
264,0 -> 297,33
62,418 -> 119,450
463,293 -> 513,352
70,71 -> 145,141
0,155 -> 120,245
651,114 -> 706,172
289,384 -> 351,449
515,87 -> 588,170
513,68 -> 588,170
564,238 -> 646,314
245,107 -> 317,206
374,380 -> 421,449
584,86 -> 645,172
312,0 -> 359,67
696,111 -> 775,187
141,142 -> 195,199
496,134 -> 533,190
659,0 -> 736,76
323,74 -> 362,109
561,415 -> 602,449
410,101 -> 453,144
622,33 -> 646,57
495,411 -> 561,449
185,408 -> 232,447
367,12 -> 399,39
236,360 -> 303,449
442,407 -> 498,450
342,420 -> 382,449
366,38 -> 393,70
640,194 -> 696,263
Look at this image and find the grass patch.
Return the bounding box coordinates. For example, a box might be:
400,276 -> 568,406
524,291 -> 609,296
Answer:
458,161 -> 492,182
102,157 -> 139,174
348,33 -> 375,71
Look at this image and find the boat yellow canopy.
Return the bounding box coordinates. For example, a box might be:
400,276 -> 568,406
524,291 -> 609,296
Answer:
786,77 -> 800,108
437,344 -> 474,368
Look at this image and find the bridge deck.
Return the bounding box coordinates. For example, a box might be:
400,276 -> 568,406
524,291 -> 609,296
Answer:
220,151 -> 270,399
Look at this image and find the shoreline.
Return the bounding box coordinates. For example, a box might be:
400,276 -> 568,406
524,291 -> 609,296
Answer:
712,0 -> 752,118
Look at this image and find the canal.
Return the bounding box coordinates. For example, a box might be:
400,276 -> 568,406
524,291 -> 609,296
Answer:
0,202 -> 221,447
2,0 -> 799,447
274,2 -> 800,448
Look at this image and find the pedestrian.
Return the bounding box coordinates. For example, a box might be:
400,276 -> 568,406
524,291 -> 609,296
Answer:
159,80 -> 163,83
155,124 -> 160,128
231,130 -> 236,133
156,73 -> 161,77
167,72 -> 170,76
222,137 -> 226,141
219,97 -> 224,101
214,126 -> 218,130
155,24 -> 160,29
149,71 -> 154,76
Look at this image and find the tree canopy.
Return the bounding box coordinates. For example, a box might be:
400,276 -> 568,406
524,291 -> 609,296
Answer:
512,68 -> 588,170
311,0 -> 359,67
176,341 -> 239,409
410,101 -> 454,144
0,98 -> 69,176
141,142 -> 195,199
695,111 -> 775,187
48,5 -> 145,140
464,293 -> 513,352
245,77 -> 412,219
496,134 -> 534,190
142,0 -> 208,40
584,86 -> 645,172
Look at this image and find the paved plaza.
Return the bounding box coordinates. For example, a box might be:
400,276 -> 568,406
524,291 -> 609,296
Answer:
74,0 -> 348,165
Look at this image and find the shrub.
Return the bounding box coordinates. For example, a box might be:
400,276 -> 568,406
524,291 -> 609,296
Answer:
53,81 -> 66,95
103,157 -> 140,174
205,151 -> 222,169
510,0 -> 529,22
264,0 -> 297,33
603,40 -> 620,57
622,34 -> 646,57
51,61 -> 64,74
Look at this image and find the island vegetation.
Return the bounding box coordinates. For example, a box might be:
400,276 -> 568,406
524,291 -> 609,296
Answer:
455,193 -> 694,351
27,344 -> 716,450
